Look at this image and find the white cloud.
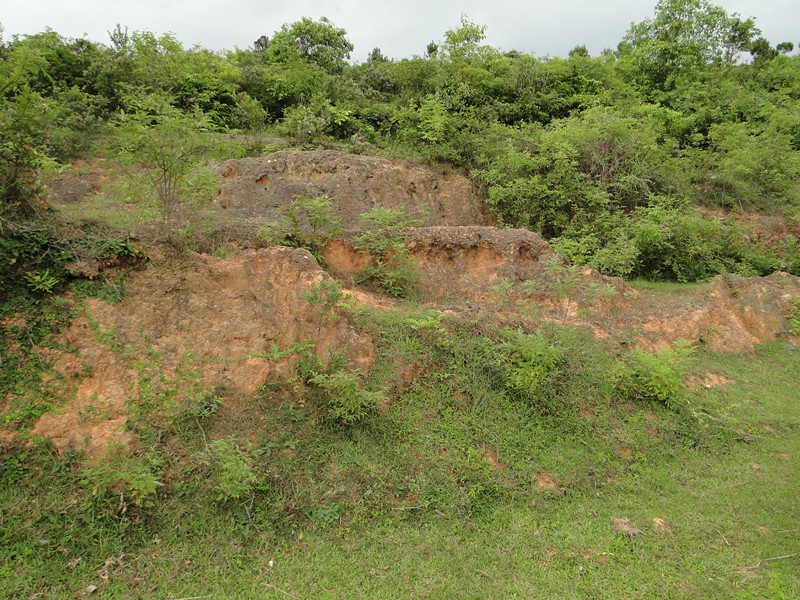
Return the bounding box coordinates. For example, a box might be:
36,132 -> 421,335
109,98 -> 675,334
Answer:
2,0 -> 797,60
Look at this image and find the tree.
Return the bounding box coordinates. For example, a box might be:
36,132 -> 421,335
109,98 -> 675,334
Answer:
253,35 -> 269,52
749,37 -> 778,64
441,15 -> 488,61
367,47 -> 389,64
622,0 -> 760,90
266,17 -> 353,73
110,94 -> 216,229
0,41 -> 55,223
426,42 -> 438,59
569,45 -> 589,58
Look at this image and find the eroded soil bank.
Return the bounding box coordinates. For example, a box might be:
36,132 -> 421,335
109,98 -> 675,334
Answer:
13,150 -> 800,455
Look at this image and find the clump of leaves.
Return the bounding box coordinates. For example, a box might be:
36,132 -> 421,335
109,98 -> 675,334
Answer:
503,334 -> 564,406
307,368 -> 385,425
109,93 -> 219,231
614,339 -> 695,409
203,437 -> 258,504
524,256 -> 616,324
82,452 -> 163,515
355,206 -> 424,298
786,299 -> 800,336
258,193 -> 342,261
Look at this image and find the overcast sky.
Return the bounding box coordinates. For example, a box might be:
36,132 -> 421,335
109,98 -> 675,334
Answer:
3,0 -> 798,62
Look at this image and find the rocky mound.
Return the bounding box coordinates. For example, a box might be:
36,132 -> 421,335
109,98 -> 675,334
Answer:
21,238 -> 800,457
20,150 -> 800,457
324,226 -> 617,300
31,247 -> 372,455
632,272 -> 800,353
212,150 -> 493,233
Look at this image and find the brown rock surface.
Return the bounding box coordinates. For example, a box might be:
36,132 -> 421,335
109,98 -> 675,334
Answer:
324,226 -> 629,309
31,247 -> 373,455
326,226 -> 564,298
631,273 -> 800,352
212,150 -> 493,233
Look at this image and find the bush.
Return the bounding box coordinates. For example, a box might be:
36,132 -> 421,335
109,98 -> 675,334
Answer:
257,193 -> 341,261
279,94 -> 357,144
553,200 -> 798,281
109,94 -> 218,229
308,369 -> 384,424
614,339 -> 694,409
83,454 -> 163,514
503,334 -> 564,405
355,206 -> 424,298
204,437 -> 258,504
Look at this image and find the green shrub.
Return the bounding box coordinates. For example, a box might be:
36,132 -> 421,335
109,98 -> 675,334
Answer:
303,278 -> 346,344
205,437 -> 258,504
615,339 -> 695,409
279,93 -> 357,144
109,93 -> 218,229
83,454 -> 163,513
503,334 -> 564,405
553,201 -> 798,281
355,206 -> 424,298
786,299 -> 800,336
258,193 -> 342,261
308,369 -> 384,424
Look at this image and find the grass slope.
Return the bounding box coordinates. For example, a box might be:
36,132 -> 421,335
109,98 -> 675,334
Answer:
1,305 -> 798,599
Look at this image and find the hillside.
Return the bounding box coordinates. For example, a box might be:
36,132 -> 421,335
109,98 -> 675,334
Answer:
2,1 -> 800,596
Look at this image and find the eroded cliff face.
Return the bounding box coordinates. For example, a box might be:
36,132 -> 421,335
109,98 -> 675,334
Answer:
632,273 -> 800,353
212,150 -> 494,235
32,248 -> 373,455
325,226 -> 604,300
16,150 -> 800,456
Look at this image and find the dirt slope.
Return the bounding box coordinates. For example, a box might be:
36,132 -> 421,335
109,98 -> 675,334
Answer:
17,149 -> 800,455
212,150 -> 494,235
32,247 -> 372,455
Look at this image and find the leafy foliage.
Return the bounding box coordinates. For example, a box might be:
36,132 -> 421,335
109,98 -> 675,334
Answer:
354,207 -> 424,298
615,339 -> 695,409
204,437 -> 258,504
621,0 -> 759,91
266,17 -> 354,73
258,193 -> 342,261
786,299 -> 800,336
109,94 -> 218,229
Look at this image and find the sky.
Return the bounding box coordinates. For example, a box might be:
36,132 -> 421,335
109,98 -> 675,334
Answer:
2,0 -> 798,62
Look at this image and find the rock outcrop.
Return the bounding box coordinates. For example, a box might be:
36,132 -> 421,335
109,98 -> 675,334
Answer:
212,150 -> 493,233
32,248 -> 373,455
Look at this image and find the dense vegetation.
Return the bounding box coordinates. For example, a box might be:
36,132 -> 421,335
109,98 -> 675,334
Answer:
2,0 -> 799,281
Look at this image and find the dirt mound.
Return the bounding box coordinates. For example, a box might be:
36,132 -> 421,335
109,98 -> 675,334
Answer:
22,240 -> 800,456
23,151 -> 800,456
45,159 -> 107,204
325,225 -> 618,300
212,150 -> 493,233
325,226 -> 800,351
633,273 -> 800,353
31,248 -> 372,455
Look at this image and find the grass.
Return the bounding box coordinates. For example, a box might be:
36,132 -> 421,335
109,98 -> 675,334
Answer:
626,278 -> 702,294
1,302 -> 798,599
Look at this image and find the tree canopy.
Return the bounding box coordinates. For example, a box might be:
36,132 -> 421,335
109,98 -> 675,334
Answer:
622,0 -> 760,90
266,17 -> 353,73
